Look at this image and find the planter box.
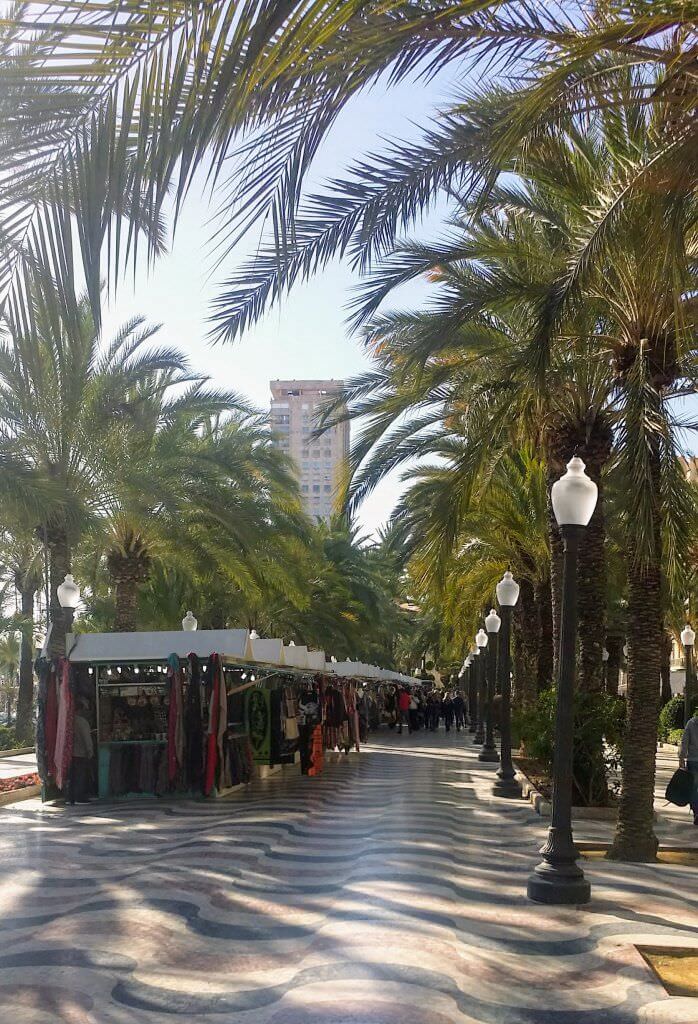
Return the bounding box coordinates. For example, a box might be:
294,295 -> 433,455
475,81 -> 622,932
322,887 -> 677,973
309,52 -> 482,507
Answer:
0,784 -> 41,807
515,763 -> 619,821
0,746 -> 34,759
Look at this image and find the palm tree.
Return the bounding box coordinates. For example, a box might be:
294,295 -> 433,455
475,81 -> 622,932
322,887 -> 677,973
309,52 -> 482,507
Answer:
0,633 -> 20,726
0,3 -> 693,341
0,532 -> 43,742
0,280 -> 191,652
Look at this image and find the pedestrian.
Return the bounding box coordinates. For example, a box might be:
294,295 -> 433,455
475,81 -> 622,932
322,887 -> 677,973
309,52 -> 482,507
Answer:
429,691 -> 441,731
69,697 -> 94,805
680,708 -> 698,824
397,687 -> 412,735
408,690 -> 420,733
453,691 -> 466,731
442,691 -> 455,732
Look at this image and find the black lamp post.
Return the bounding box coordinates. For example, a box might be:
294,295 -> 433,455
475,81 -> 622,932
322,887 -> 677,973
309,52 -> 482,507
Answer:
527,456 -> 597,905
682,623 -> 696,725
467,653 -> 477,732
474,631 -> 487,744
493,571 -> 523,798
479,609 -> 500,762
602,647 -> 609,693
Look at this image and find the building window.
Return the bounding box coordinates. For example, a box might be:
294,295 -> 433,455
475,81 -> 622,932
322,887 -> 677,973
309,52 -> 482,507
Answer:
324,448 -> 331,457
302,449 -> 309,457
313,484 -> 321,493
324,485 -> 332,493
301,485 -> 309,493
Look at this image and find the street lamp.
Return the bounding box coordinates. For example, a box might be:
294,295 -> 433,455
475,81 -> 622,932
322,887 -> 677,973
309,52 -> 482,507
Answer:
182,610 -> 198,631
474,629 -> 488,744
57,573 -> 80,633
682,623 -> 696,725
493,571 -> 522,798
527,456 -> 597,905
479,608 -> 500,762
602,647 -> 609,693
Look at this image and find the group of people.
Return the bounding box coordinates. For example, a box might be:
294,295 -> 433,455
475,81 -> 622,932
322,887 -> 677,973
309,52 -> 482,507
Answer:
394,686 -> 467,735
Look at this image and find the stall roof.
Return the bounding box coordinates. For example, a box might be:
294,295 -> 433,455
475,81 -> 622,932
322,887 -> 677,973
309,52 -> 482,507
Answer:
68,629 -> 249,663
67,628 -> 409,682
246,637 -> 283,666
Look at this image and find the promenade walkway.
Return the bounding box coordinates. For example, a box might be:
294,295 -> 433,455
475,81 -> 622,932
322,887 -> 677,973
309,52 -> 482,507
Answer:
0,731 -> 696,1023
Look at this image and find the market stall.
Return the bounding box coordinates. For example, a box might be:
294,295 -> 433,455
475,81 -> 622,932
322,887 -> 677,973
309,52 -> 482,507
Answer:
36,628 -> 409,804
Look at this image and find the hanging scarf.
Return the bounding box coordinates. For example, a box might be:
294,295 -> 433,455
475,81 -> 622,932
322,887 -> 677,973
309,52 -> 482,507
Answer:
204,654 -> 222,796
36,658 -> 56,785
53,658 -> 74,791
167,654 -> 184,783
185,655 -> 205,792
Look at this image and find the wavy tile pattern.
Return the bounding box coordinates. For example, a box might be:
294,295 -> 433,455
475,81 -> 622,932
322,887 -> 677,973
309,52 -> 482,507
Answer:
1,732 -> 697,1023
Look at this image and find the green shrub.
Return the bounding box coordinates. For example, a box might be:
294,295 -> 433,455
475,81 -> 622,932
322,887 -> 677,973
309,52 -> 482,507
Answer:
659,695 -> 684,741
667,728 -> 684,746
513,688 -> 626,807
0,726 -> 17,750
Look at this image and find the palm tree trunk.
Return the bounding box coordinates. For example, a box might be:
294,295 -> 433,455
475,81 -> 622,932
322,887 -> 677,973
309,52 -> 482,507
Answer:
608,553 -> 661,861
45,524 -> 71,658
114,578 -> 139,632
15,583 -> 37,744
536,575 -> 553,691
660,630 -> 673,706
513,578 -> 537,709
547,494 -> 563,682
605,633 -> 622,696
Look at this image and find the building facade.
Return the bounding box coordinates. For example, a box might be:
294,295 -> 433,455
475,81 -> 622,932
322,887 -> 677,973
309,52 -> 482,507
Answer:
270,380 -> 350,521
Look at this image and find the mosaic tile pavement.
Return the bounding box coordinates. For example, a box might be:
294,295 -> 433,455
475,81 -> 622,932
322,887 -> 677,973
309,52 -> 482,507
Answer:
1,731 -> 697,1024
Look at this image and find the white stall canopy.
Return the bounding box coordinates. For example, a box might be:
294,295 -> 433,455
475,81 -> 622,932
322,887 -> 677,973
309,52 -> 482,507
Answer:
67,629 -> 249,663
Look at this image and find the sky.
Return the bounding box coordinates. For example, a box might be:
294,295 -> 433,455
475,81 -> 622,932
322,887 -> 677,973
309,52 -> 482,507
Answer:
100,72 -> 459,538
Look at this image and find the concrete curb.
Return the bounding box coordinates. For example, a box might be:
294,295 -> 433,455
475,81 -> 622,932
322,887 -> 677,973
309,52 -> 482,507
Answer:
0,784 -> 41,807
0,746 -> 34,758
514,762 -> 618,821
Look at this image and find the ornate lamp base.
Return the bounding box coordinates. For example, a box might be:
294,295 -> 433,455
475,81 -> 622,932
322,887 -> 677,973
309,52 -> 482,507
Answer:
478,744 -> 499,763
492,773 -> 522,798
527,851 -> 590,905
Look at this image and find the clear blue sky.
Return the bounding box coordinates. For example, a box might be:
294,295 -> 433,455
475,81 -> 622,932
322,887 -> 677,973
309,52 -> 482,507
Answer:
101,72 -> 459,536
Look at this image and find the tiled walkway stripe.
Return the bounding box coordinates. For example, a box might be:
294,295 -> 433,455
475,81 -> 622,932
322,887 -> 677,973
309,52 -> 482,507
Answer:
0,732 -> 697,1023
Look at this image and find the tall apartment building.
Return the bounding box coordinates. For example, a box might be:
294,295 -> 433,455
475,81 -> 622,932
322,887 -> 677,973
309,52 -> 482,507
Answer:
270,380 -> 350,521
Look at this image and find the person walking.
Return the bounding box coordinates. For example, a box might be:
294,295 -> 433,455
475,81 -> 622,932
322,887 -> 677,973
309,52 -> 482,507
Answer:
453,691 -> 466,732
680,709 -> 698,824
427,691 -> 440,731
442,692 -> 455,732
397,687 -> 412,735
69,698 -> 94,804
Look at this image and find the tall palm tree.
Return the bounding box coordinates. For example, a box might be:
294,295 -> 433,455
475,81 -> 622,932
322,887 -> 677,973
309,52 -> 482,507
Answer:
0,280 -> 191,652
0,2 -> 693,341
0,532 -> 43,742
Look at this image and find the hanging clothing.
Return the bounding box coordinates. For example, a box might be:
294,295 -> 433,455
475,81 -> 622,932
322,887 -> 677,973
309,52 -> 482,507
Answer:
204,654 -> 222,796
53,659 -> 74,791
36,659 -> 57,785
167,654 -> 184,783
185,655 -> 205,792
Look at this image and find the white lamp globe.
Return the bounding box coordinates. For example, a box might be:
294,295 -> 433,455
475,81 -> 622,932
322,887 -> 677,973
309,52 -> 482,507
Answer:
682,624 -> 696,647
57,573 -> 80,609
182,610 -> 198,631
623,643 -> 629,658
551,456 -> 598,527
475,628 -> 488,649
485,608 -> 501,634
602,648 -> 610,662
496,570 -> 520,608
249,628 -> 260,640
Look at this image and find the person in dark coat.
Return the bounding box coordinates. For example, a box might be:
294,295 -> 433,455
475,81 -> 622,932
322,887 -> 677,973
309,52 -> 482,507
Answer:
452,692 -> 466,731
442,692 -> 455,732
